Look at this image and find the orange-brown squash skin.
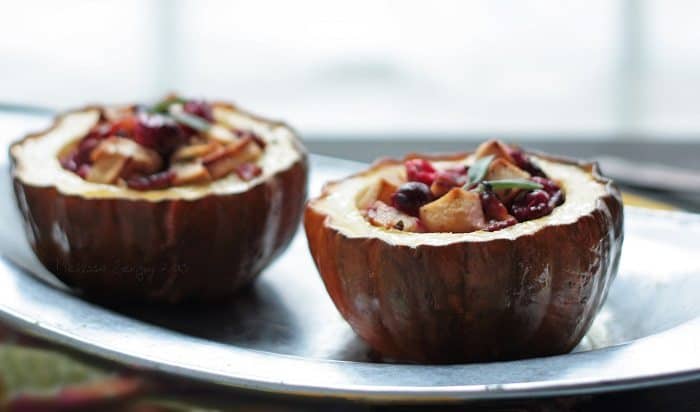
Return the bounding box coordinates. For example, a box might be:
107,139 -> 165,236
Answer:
11,104 -> 308,303
304,153 -> 623,363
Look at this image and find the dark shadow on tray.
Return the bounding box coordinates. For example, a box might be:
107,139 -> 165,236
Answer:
91,279 -> 301,354
6,256 -> 374,361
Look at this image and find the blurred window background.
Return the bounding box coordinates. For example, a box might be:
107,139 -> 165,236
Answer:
0,0 -> 698,140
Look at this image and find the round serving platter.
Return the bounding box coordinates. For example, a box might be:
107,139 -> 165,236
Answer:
1,114 -> 700,401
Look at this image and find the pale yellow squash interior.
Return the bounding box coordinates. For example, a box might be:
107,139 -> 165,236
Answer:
312,157 -> 608,247
12,106 -> 302,201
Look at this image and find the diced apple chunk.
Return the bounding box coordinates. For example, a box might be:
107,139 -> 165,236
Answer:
206,124 -> 238,144
356,184 -> 378,210
202,137 -> 262,180
101,106 -> 133,122
473,139 -> 514,163
381,168 -> 405,187
356,178 -> 400,209
170,161 -> 211,185
484,158 -> 531,202
485,158 -> 529,180
366,201 -> 421,232
171,140 -> 222,162
91,137 -> 162,175
419,188 -> 486,233
377,179 -> 399,204
430,168 -> 468,197
86,156 -> 129,184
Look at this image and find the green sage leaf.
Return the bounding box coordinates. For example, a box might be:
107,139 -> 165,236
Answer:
150,97 -> 186,114
168,108 -> 211,132
466,155 -> 494,187
482,179 -> 543,191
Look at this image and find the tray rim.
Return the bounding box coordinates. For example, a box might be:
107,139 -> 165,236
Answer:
0,282 -> 700,403
1,189 -> 700,402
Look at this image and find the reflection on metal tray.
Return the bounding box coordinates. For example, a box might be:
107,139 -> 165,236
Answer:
1,154 -> 700,402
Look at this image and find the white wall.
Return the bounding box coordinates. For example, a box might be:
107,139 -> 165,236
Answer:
0,0 -> 698,138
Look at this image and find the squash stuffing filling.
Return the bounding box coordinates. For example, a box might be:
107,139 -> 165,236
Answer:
59,96 -> 265,190
358,140 -> 566,233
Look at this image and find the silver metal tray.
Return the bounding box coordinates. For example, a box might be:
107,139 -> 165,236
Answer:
1,153 -> 700,402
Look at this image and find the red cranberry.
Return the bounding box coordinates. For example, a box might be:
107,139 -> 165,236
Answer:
431,169 -> 468,196
530,176 -> 557,194
105,115 -> 138,138
86,123 -> 113,140
511,189 -> 552,221
61,135 -> 102,173
236,129 -> 266,148
77,164 -> 91,179
531,176 -> 565,207
63,122 -> 114,172
60,153 -> 80,172
549,191 -> 565,208
509,149 -> 546,177
61,152 -> 91,176
405,159 -> 437,185
126,171 -> 175,191
480,190 -> 511,221
234,163 -> 263,181
391,182 -> 433,216
486,217 -> 517,232
76,137 -> 101,162
183,100 -> 214,122
134,113 -> 185,154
